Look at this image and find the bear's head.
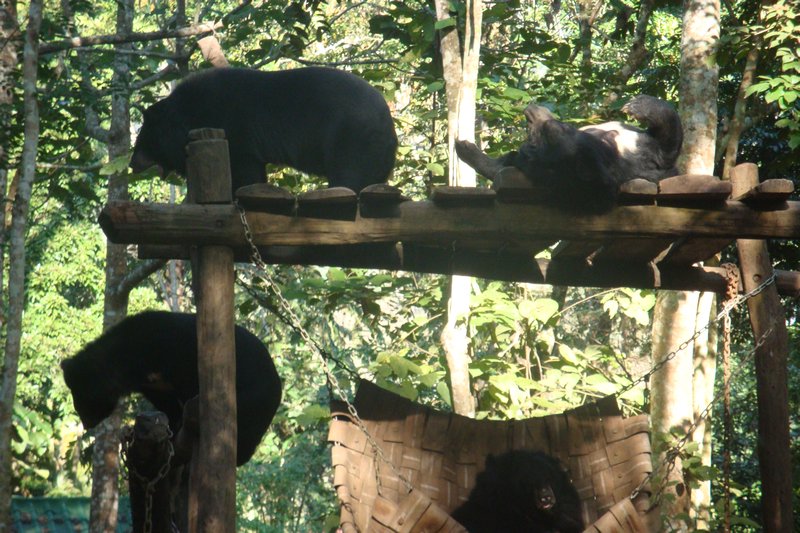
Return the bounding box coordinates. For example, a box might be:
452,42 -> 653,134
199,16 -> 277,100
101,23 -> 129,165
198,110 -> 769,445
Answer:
61,356 -> 121,429
130,97 -> 190,177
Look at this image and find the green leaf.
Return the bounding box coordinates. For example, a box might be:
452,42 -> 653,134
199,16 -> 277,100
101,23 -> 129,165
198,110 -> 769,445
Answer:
519,298 -> 559,323
434,18 -> 456,30
100,155 -> 132,176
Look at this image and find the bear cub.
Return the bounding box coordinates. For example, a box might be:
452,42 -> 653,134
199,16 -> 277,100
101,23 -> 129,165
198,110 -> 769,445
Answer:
130,67 -> 398,194
451,450 -> 584,533
61,311 -> 281,466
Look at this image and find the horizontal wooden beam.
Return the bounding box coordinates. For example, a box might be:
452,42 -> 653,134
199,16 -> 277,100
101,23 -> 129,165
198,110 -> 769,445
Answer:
100,200 -> 800,250
138,243 -> 800,296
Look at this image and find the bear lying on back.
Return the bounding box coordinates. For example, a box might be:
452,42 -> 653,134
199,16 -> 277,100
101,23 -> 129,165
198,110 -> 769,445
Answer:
456,95 -> 683,213
61,311 -> 281,466
130,67 -> 398,193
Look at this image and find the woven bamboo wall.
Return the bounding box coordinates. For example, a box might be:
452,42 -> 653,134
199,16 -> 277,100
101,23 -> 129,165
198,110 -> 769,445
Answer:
328,380 -> 656,533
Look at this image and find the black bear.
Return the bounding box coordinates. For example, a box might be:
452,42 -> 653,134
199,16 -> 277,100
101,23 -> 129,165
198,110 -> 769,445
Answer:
451,450 -> 584,533
455,95 -> 683,213
130,67 -> 398,193
61,311 -> 281,466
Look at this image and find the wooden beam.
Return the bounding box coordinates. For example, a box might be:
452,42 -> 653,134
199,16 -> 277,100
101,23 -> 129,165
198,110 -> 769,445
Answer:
185,129 -> 237,533
99,199 -> 800,249
732,163 -> 792,533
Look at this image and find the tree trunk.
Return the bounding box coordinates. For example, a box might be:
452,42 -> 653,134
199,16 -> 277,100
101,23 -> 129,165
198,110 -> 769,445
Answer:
690,291 -> 716,528
649,0 -> 721,527
89,0 -> 133,531
0,1 -> 41,529
434,0 -> 481,417
650,290 -> 698,525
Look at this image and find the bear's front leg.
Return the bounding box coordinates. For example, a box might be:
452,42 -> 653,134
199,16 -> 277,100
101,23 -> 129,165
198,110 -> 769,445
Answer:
454,140 -> 507,181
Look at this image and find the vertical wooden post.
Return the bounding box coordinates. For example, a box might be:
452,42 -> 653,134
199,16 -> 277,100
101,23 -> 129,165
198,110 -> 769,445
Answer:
186,128 -> 237,533
731,163 -> 792,533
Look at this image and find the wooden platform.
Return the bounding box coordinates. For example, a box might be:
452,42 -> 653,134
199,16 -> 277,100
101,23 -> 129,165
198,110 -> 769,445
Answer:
99,174 -> 800,295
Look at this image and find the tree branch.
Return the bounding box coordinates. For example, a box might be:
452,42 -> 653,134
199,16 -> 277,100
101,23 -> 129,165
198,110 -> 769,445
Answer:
39,21 -> 223,55
112,258 -> 166,303
603,0 -> 655,106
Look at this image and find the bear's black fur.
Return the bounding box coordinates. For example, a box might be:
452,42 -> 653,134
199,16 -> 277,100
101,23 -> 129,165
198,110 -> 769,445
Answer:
451,450 -> 584,533
61,311 -> 281,466
130,67 -> 398,193
455,95 -> 683,213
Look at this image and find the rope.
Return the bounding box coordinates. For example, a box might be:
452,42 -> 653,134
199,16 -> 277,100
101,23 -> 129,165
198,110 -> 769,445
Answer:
235,202 -> 415,496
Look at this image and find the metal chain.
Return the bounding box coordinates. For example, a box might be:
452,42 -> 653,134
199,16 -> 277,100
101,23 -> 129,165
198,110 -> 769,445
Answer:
630,323 -> 775,504
617,267 -> 776,398
721,263 -> 739,533
236,202 -> 414,495
120,426 -> 176,533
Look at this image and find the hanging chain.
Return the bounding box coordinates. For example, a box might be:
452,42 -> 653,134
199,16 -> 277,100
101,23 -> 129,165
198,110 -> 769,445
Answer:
617,267 -> 776,398
721,264 -> 739,533
120,426 -> 175,533
630,322 -> 775,505
236,202 -> 414,495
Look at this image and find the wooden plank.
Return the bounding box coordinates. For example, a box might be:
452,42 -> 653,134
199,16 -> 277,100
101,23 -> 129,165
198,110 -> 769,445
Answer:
658,237 -> 733,265
235,183 -> 295,215
732,178 -> 794,206
550,240 -> 604,264
492,167 -> 547,204
591,238 -> 674,264
185,129 -> 237,533
359,183 -> 407,204
618,178 -> 658,205
296,187 -> 358,220
99,199 -> 800,248
732,163 -> 792,533
657,174 -> 732,202
431,186 -> 496,207
359,184 -> 408,219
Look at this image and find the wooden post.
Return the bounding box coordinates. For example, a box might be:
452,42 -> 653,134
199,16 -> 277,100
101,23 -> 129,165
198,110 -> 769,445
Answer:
731,163 -> 792,533
186,128 -> 237,533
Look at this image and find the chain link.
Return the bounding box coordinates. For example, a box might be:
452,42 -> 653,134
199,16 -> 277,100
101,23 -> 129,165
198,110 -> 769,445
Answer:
120,425 -> 175,533
630,323 -> 775,504
236,202 -> 414,495
617,268 -> 776,398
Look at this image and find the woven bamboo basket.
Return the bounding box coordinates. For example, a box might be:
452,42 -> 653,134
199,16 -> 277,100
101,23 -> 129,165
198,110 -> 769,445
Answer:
328,380 -> 657,533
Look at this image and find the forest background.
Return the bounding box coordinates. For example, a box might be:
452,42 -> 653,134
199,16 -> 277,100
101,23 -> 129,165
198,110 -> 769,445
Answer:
0,0 -> 798,531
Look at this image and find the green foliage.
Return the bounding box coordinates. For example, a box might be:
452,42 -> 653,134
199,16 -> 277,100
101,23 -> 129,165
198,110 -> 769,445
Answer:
743,1 -> 800,149
9,1 -> 800,531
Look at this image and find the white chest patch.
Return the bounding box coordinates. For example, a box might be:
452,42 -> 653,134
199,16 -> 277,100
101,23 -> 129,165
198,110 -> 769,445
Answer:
581,122 -> 643,157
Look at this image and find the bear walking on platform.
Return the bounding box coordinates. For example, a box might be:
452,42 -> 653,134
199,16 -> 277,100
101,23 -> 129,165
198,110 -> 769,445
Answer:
61,311 -> 281,466
130,67 -> 398,194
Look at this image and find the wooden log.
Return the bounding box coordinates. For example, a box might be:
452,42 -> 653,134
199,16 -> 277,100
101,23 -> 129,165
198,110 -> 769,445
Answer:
99,200 -> 800,248
185,128 -> 237,533
591,238 -> 674,264
550,240 -> 604,264
731,163 -> 792,533
136,243 -> 800,296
